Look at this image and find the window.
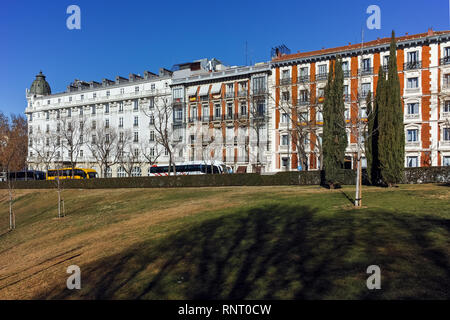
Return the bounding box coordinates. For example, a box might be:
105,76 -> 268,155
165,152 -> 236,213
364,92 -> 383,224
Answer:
407,77 -> 419,89
443,156 -> 450,166
318,88 -> 325,98
46,124 -> 49,133
215,104 -> 221,118
119,132 -> 124,143
282,69 -> 290,79
79,107 -> 83,115
150,147 -> 155,157
105,119 -> 110,128
150,130 -> 155,142
67,108 -> 71,118
119,101 -> 124,113
318,64 -> 327,75
445,101 -> 450,113
408,51 -> 418,62
359,107 -> 367,118
282,91 -> 290,102
134,132 -> 139,142
119,117 -> 123,128
93,93 -> 97,99
173,88 -> 183,100
299,90 -> 308,102
92,120 -> 96,129
240,102 -> 247,115
106,90 -> 110,97
316,111 -> 323,122
133,100 -> 139,111
256,100 -> 266,116
281,135 -> 289,146
362,58 -> 371,70
202,105 -> 209,119
342,61 -> 349,71
151,84 -> 155,91
105,103 -> 109,114
444,128 -> 450,141
227,103 -> 233,118
105,134 -> 110,143
253,76 -> 266,94
175,108 -> 183,121
407,103 -> 419,115
80,94 -> 84,101
56,123 -> 60,132
407,129 -> 418,142
29,113 -> 33,122
444,74 -> 450,87
134,116 -> 139,127
149,114 -> 155,124
69,96 -> 72,102
80,150 -> 83,157
282,113 -> 289,123
131,167 -> 142,177
56,110 -> 60,119
134,148 -> 139,157
407,156 -> 418,167
117,167 -> 126,178
91,105 -> 96,114
149,97 -> 154,109
383,55 -> 390,67
92,135 -> 96,144
361,83 -> 371,97
80,135 -> 83,144
135,86 -> 139,93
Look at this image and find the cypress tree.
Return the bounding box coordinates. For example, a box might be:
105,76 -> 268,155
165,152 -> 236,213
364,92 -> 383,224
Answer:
378,31 -> 405,186
323,58 -> 348,188
365,67 -> 384,185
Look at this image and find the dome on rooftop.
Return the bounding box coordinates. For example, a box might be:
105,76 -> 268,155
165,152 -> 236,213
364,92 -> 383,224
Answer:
30,71 -> 51,96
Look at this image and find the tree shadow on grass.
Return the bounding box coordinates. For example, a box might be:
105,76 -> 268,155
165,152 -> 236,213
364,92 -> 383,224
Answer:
39,203 -> 450,300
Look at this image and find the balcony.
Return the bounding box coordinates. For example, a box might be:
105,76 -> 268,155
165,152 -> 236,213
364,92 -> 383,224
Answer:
439,140 -> 450,148
212,114 -> 223,121
201,115 -> 211,122
404,61 -> 422,71
316,73 -> 328,81
238,90 -> 248,97
225,113 -> 235,120
280,77 -> 291,86
297,75 -> 310,83
405,141 -> 420,148
297,99 -> 309,106
405,113 -> 420,120
252,88 -> 267,96
359,67 -> 373,76
237,113 -> 248,120
440,57 -> 450,66
225,92 -> 234,99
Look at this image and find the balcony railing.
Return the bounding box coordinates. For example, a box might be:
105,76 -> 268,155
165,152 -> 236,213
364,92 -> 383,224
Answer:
225,92 -> 234,99
252,88 -> 267,95
201,115 -> 211,122
212,114 -> 223,121
280,77 -> 291,86
298,75 -> 310,83
297,99 -> 309,106
237,113 -> 248,119
359,67 -> 373,76
316,73 -> 328,81
404,61 -> 422,70
343,70 -> 351,78
225,113 -> 235,120
440,57 -> 450,65
237,90 -> 248,97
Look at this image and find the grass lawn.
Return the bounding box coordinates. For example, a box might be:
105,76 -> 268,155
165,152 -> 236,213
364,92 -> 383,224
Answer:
0,184 -> 449,299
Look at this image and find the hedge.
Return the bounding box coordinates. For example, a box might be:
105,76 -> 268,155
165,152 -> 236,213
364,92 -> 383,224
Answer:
0,167 -> 447,189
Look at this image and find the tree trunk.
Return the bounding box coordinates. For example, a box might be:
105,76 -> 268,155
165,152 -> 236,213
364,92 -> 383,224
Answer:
8,188 -> 14,230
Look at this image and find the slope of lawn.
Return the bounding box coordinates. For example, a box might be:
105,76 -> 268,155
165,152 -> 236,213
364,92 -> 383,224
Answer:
0,184 -> 449,299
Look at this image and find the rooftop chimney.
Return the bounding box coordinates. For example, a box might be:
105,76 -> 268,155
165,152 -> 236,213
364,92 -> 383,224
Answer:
428,28 -> 434,36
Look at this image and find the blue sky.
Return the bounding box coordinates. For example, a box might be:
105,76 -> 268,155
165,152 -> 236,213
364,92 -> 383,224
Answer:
0,0 -> 448,114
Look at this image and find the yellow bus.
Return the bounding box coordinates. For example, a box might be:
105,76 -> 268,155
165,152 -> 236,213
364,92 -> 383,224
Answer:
46,168 -> 98,180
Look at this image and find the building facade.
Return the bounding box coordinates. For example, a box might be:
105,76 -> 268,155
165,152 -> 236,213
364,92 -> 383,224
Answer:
271,29 -> 450,171
25,29 -> 450,176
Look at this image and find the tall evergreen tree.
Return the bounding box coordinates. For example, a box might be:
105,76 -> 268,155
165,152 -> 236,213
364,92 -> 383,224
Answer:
365,68 -> 384,184
323,58 -> 348,188
378,31 -> 405,186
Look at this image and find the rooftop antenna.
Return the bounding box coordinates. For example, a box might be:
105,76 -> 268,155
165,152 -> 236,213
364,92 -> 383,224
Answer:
245,41 -> 248,66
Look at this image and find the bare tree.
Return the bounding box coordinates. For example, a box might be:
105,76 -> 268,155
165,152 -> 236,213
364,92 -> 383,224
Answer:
0,113 -> 28,230
119,144 -> 144,177
87,124 -> 130,178
143,96 -> 179,175
140,141 -> 161,173
59,117 -> 86,177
